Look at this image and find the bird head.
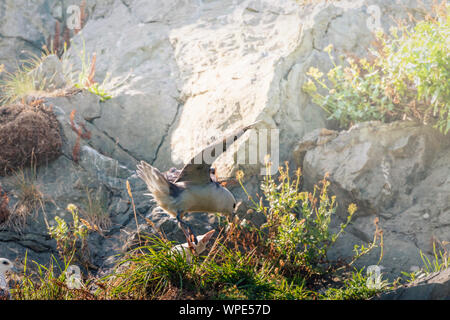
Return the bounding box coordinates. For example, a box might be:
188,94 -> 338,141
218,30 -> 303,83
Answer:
0,258 -> 17,275
192,229 -> 216,255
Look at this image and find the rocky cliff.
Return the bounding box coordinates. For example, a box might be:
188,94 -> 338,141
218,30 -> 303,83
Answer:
1,0 -> 448,284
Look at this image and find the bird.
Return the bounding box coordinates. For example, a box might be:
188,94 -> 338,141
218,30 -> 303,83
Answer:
136,122 -> 258,246
171,229 -> 216,263
0,258 -> 17,300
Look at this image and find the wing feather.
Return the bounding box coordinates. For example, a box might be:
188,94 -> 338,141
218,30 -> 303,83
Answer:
175,122 -> 259,183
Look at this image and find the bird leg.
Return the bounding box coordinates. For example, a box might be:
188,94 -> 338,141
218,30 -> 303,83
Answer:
176,211 -> 198,248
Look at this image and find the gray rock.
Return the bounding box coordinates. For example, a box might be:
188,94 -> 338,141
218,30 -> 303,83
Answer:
0,0 -> 439,278
0,0 -> 56,71
296,121 -> 450,277
376,268 -> 450,300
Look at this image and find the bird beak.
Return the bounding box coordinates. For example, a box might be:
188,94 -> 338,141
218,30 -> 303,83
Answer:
11,265 -> 19,273
234,201 -> 243,214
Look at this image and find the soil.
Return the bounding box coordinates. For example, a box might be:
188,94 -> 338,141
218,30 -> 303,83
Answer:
0,102 -> 62,175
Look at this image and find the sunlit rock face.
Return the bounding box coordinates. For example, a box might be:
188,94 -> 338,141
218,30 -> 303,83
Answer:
0,0 -> 441,278
295,121 -> 450,278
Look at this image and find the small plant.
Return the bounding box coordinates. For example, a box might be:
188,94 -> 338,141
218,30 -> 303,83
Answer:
303,5 -> 450,133
79,187 -> 111,234
238,162 -> 356,273
48,204 -> 89,265
321,267 -> 386,300
11,251 -> 94,300
69,109 -> 92,163
0,36 -> 118,104
400,239 -> 449,285
2,163 -> 45,233
62,39 -> 114,102
13,166 -> 44,213
0,54 -> 53,104
419,241 -> 449,274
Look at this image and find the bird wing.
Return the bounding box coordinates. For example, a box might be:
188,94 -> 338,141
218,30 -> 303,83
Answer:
174,122 -> 259,184
164,167 -> 182,183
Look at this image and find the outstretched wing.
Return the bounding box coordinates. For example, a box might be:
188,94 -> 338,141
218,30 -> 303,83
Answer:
174,122 -> 259,184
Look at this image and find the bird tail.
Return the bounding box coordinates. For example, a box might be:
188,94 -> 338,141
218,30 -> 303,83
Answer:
136,161 -> 170,200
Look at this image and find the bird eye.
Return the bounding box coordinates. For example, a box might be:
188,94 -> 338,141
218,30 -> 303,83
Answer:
233,203 -> 236,209
2,261 -> 8,265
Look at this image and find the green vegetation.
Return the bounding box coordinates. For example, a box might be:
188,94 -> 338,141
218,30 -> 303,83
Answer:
401,241 -> 449,283
239,164 -> 356,274
79,187 -> 112,234
63,40 -> 113,102
2,163 -> 45,233
303,7 -> 450,133
10,163 -> 387,300
322,267 -> 387,300
0,53 -> 59,104
12,252 -> 95,300
48,204 -> 89,264
0,39 -> 115,104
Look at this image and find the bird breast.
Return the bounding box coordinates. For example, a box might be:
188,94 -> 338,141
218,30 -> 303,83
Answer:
178,182 -> 233,214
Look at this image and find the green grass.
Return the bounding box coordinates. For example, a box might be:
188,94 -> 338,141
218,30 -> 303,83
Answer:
79,187 -> 112,234
9,163 -> 388,300
0,38 -> 117,104
321,267 -> 386,300
0,53 -> 60,104
401,241 -> 450,283
12,251 -> 95,300
62,38 -> 120,102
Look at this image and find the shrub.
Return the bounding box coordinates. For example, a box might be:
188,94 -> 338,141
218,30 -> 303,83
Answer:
303,6 -> 450,133
239,163 -> 356,273
48,204 -> 89,264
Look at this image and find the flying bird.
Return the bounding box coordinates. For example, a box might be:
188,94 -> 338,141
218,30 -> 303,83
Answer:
0,258 -> 17,300
137,122 -> 258,245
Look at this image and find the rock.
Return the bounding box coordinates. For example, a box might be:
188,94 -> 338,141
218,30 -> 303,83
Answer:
376,268 -> 450,300
62,0 -> 432,176
46,93 -> 138,169
296,121 -> 450,277
0,0 -> 56,72
0,0 -> 438,275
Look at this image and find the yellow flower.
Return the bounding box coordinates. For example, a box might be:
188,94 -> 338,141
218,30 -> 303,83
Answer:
323,44 -> 333,54
236,170 -> 244,181
302,79 -> 317,93
67,204 -> 77,212
327,68 -> 337,80
348,203 -> 357,216
306,67 -> 323,79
